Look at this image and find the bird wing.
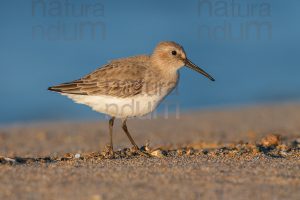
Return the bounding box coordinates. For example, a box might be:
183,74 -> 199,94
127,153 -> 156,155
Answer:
48,59 -> 149,98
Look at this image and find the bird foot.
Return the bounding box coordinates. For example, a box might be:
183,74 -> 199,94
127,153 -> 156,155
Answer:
131,146 -> 150,157
102,144 -> 114,158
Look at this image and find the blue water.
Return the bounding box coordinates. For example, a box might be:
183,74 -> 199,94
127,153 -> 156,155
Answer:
0,0 -> 300,124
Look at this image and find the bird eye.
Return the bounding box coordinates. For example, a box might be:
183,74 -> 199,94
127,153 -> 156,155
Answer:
171,50 -> 177,56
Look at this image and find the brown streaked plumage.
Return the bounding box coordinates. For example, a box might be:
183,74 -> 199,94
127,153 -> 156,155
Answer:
49,55 -> 155,97
48,41 -> 215,154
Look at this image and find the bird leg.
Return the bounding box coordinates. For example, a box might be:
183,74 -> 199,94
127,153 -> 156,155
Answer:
121,119 -> 139,150
121,119 -> 150,157
108,117 -> 115,152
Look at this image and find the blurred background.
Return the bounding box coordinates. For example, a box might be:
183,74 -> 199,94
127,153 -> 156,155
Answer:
0,0 -> 299,124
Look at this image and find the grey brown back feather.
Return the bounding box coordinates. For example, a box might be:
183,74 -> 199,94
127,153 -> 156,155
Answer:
48,56 -> 153,97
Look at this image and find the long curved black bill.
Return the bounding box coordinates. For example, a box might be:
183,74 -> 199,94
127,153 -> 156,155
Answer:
185,59 -> 215,81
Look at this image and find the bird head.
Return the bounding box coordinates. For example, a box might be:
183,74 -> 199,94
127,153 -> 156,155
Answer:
151,41 -> 215,81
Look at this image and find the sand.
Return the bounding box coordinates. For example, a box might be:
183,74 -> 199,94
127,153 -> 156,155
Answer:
0,103 -> 300,200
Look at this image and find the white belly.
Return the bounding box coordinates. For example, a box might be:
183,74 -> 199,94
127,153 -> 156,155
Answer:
63,93 -> 167,118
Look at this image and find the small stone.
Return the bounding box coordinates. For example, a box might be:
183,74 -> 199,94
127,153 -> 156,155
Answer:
291,140 -> 300,148
75,153 -> 81,159
139,145 -> 149,152
252,147 -> 260,154
202,149 -> 209,155
61,153 -> 73,161
208,151 -> 218,157
279,151 -> 288,157
6,157 -> 16,162
186,148 -> 195,156
0,157 -> 16,164
145,141 -> 151,152
177,149 -> 186,156
145,146 -> 150,152
150,149 -> 166,158
261,134 -> 280,147
277,144 -> 289,151
293,138 -> 300,147
63,153 -> 73,158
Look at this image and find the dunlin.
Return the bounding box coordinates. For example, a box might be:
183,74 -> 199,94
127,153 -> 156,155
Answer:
49,41 -> 215,151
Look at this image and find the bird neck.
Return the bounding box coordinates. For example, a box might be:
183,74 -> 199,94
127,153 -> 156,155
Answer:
150,58 -> 179,79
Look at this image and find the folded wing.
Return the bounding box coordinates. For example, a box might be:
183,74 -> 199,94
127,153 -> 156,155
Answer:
48,61 -> 147,98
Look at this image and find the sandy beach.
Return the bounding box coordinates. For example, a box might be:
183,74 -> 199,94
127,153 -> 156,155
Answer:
0,103 -> 300,200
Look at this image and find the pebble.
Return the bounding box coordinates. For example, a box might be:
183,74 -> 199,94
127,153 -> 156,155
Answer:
75,154 -> 81,159
4,157 -> 16,163
186,148 -> 195,156
261,134 -> 280,147
0,157 -> 16,164
177,149 -> 186,156
151,149 -> 166,158
279,151 -> 288,157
